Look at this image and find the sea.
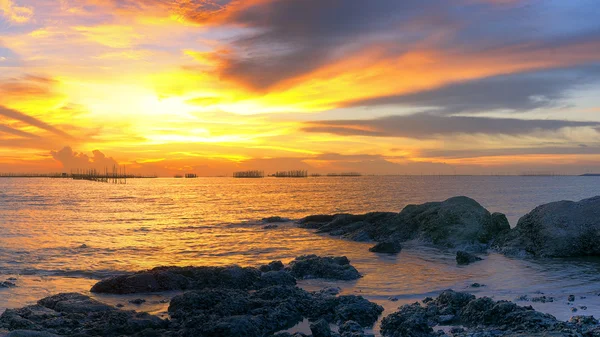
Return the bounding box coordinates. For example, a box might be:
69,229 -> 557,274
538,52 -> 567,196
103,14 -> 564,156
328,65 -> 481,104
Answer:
1,176 -> 600,335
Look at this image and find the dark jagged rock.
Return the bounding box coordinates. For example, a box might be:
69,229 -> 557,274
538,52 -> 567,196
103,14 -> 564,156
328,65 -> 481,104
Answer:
0,293 -> 167,336
263,224 -> 279,229
339,320 -> 366,337
92,255 -> 356,294
380,290 -> 600,337
310,319 -> 333,337
5,258 -> 382,337
168,285 -> 382,337
455,251 -> 482,265
263,216 -> 290,223
288,255 -> 361,280
1,281 -> 17,288
299,197 -> 509,251
369,240 -> 402,254
260,260 -> 285,273
497,196 -> 600,257
91,265 -> 262,294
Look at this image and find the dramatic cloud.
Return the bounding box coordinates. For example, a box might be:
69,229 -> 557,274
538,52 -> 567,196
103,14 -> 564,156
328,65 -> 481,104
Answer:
303,114 -> 600,139
50,146 -> 119,171
346,65 -> 600,114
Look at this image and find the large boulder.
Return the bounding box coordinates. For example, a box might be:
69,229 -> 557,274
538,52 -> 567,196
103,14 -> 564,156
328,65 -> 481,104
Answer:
498,196 -> 600,257
299,197 -> 510,250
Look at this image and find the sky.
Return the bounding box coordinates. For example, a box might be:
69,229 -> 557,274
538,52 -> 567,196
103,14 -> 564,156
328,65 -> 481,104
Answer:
1,0 -> 600,176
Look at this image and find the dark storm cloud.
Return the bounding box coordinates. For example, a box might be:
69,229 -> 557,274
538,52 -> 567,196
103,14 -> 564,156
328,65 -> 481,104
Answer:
346,65 -> 600,114
202,0 -> 600,91
302,114 -> 600,139
216,0 -> 451,89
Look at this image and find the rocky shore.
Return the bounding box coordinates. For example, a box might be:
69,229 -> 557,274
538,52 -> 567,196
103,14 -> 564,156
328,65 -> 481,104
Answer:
2,255 -> 600,336
298,195 -> 600,259
2,196 -> 600,336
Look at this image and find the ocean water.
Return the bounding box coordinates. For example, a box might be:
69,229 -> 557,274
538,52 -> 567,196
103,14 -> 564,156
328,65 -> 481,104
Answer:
1,176 -> 600,335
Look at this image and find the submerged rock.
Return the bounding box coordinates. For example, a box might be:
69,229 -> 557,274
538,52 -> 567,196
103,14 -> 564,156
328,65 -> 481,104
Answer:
299,197 -> 510,251
380,289 -> 600,337
0,281 -> 16,288
0,293 -> 167,336
262,216 -> 290,223
455,251 -> 482,265
288,255 -> 361,280
368,240 -> 402,254
498,196 -> 600,257
263,224 -> 279,229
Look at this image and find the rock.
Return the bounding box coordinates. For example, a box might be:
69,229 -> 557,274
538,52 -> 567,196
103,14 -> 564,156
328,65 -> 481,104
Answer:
259,260 -> 285,272
469,283 -> 485,288
263,216 -> 290,223
379,290 -> 589,337
339,320 -> 364,337
259,270 -> 297,288
129,299 -> 146,305
498,196 -> 600,257
301,197 -> 509,251
1,281 -> 16,288
456,251 -> 482,265
380,302 -> 433,337
288,255 -> 361,280
4,331 -> 59,337
91,265 -> 262,294
0,293 -> 167,336
167,285 -> 381,337
369,241 -> 402,254
310,319 -> 333,337
263,224 -> 279,229
568,295 -> 575,302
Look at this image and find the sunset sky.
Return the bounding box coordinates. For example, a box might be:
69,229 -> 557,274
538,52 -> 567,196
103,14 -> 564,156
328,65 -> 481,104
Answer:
1,0 -> 600,175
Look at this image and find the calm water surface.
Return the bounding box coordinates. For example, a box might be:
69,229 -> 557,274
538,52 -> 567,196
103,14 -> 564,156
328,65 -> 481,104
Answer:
1,176 -> 600,335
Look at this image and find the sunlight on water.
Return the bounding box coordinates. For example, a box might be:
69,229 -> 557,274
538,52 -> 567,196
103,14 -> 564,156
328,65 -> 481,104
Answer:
1,176 -> 600,334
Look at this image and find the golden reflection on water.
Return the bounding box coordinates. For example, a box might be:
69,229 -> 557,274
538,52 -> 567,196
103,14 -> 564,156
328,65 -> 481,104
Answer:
2,176 -> 600,329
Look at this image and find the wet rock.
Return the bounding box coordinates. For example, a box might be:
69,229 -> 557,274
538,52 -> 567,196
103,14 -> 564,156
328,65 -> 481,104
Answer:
4,331 -> 59,337
129,299 -> 146,305
456,251 -> 482,265
301,197 -> 509,251
497,196 -> 600,257
91,264 -> 262,294
380,302 -> 433,337
263,224 -> 279,229
379,290 -> 596,337
310,319 -> 333,337
0,281 -> 16,288
259,270 -> 297,288
369,241 -> 402,254
568,295 -> 575,302
168,285 -> 381,337
7,277 -> 17,281
263,216 -> 290,223
469,283 -> 485,288
288,255 -> 361,280
339,320 -> 364,337
0,293 -> 167,336
259,260 -> 285,273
